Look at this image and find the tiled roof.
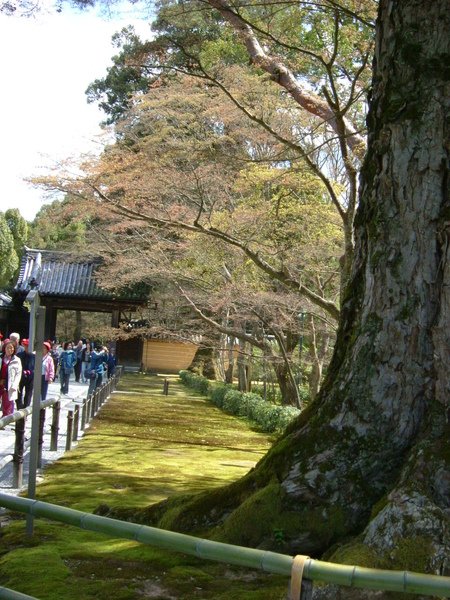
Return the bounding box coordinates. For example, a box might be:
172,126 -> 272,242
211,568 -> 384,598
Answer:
0,292 -> 12,308
14,248 -> 146,302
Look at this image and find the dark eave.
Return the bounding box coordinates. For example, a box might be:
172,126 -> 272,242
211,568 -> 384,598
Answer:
14,248 -> 147,310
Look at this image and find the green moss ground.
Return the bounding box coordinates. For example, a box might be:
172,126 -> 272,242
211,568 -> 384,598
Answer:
0,374 -> 287,599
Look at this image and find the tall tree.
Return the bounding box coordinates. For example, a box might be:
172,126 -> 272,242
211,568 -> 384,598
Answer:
86,0 -> 375,295
27,197 -> 89,250
4,208 -> 28,257
41,73 -> 341,401
98,0 -> 449,591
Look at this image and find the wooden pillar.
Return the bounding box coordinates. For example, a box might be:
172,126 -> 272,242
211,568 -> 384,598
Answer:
45,304 -> 57,341
111,309 -> 120,328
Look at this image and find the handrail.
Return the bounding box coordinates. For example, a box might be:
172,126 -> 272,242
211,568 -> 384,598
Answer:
0,398 -> 58,431
0,587 -> 38,599
0,494 -> 449,597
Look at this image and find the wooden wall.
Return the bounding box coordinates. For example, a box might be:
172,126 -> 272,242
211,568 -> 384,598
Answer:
142,339 -> 198,373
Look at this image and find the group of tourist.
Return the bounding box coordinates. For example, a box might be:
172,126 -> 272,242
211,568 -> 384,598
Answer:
56,340 -> 117,397
0,332 -> 117,418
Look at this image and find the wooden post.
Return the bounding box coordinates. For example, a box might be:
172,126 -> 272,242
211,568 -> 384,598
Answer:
50,401 -> 60,451
91,392 -> 96,419
66,410 -> 73,451
37,408 -> 46,469
85,397 -> 91,424
81,399 -> 87,430
72,405 -> 80,442
163,379 -> 169,395
13,417 -> 26,488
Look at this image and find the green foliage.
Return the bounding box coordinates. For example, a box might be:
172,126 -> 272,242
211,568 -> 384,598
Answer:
199,32 -> 249,70
208,381 -> 233,408
179,370 -> 300,433
251,382 -> 282,404
223,389 -> 247,415
27,198 -> 89,251
178,369 -> 210,394
4,208 -> 28,256
85,26 -> 152,125
0,212 -> 19,287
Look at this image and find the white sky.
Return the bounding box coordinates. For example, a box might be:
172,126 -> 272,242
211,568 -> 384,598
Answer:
0,3 -> 151,221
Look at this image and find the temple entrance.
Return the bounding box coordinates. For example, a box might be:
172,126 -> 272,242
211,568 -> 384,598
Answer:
11,248 -> 148,368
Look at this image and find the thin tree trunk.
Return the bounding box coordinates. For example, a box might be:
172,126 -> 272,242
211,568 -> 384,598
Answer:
237,339 -> 250,392
224,336 -> 235,384
307,316 -> 330,401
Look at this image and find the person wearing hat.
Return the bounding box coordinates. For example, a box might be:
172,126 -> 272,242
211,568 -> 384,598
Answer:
41,341 -> 55,401
16,338 -> 35,409
0,338 -> 22,416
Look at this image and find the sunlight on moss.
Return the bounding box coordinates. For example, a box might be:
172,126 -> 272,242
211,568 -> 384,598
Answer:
0,374 -> 286,599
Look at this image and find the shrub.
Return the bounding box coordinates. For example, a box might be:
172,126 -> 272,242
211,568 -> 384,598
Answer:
251,383 -> 284,404
178,371 -> 301,433
240,393 -> 264,420
209,382 -> 232,408
179,370 -> 209,394
223,390 -> 245,415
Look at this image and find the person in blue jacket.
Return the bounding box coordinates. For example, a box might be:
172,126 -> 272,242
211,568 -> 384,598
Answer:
106,348 -> 117,379
58,342 -> 77,395
87,345 -> 108,397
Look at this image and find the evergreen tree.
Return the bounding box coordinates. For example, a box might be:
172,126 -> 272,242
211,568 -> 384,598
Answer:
0,212 -> 19,287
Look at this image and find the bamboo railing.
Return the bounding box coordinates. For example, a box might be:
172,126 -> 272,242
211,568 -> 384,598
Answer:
0,494 -> 448,598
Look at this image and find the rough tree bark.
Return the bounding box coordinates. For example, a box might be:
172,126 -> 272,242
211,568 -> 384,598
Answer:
100,1 -> 449,595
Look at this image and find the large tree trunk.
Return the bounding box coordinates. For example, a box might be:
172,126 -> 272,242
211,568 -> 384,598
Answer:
102,1 -> 449,593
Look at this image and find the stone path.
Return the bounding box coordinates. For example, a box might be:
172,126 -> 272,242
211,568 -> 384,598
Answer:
0,376 -> 94,497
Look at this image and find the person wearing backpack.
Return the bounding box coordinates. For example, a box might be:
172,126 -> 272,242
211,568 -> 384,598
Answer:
58,342 -> 77,395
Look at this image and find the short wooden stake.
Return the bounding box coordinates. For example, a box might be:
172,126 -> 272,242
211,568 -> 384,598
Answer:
50,401 -> 61,451
72,405 -> 80,441
66,410 -> 74,451
37,408 -> 46,469
13,417 -> 26,488
81,400 -> 87,430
